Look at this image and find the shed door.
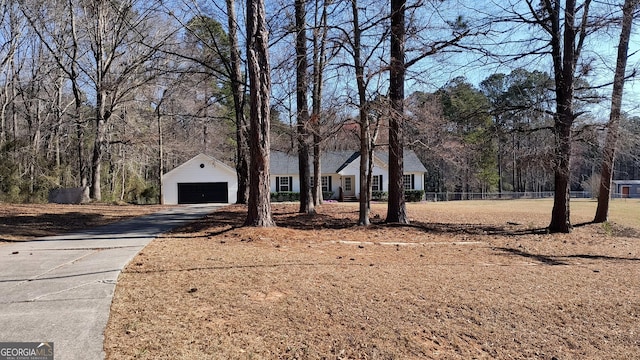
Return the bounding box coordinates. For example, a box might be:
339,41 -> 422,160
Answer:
178,182 -> 228,204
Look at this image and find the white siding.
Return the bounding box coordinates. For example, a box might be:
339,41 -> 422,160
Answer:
162,154 -> 237,205
338,155 -> 387,198
271,174 -> 300,193
406,172 -> 425,191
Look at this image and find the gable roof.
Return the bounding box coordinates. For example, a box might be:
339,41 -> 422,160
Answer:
270,149 -> 426,174
325,151 -> 360,173
270,150 -> 358,174
375,150 -> 428,173
269,151 -> 300,175
613,180 -> 640,184
163,153 -> 236,179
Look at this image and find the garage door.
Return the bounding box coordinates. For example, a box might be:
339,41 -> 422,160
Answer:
177,182 -> 228,204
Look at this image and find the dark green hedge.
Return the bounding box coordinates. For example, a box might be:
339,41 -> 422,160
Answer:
271,190 -> 424,202
372,190 -> 424,202
404,190 -> 425,202
271,192 -> 300,202
372,191 -> 388,201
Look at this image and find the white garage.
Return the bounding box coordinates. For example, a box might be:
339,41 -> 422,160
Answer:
162,154 -> 238,205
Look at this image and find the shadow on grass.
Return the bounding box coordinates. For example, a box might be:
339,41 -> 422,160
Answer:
387,221 -> 549,236
494,247 -> 640,265
495,247 -> 568,265
162,210 -> 245,239
269,207 -> 544,235
168,204 -> 640,241
169,204 -> 552,237
274,211 -> 361,230
171,206 -> 363,236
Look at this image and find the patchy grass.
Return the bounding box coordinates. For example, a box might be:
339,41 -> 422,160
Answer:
0,203 -> 170,242
105,199 -> 640,359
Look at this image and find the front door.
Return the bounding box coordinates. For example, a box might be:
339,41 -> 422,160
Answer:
622,186 -> 630,198
343,176 -> 355,197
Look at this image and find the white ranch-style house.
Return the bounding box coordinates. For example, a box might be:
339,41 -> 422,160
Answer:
162,150 -> 427,204
270,150 -> 427,201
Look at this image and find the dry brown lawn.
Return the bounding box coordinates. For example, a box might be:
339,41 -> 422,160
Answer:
103,199 -> 640,360
0,203 -> 170,242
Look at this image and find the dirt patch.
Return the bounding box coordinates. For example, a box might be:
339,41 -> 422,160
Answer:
105,201 -> 640,359
0,203 -> 170,242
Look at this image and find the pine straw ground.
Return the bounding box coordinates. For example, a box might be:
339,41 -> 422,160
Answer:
105,199 -> 640,360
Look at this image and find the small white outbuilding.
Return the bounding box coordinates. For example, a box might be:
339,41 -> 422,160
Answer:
162,153 -> 237,205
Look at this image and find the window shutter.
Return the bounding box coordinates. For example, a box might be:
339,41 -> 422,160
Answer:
380,175 -> 383,191
276,176 -> 280,192
289,177 -> 293,191
328,176 -> 332,191
411,174 -> 415,190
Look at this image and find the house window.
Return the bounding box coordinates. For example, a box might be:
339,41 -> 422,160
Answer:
279,177 -> 290,192
311,176 -> 331,191
372,175 -> 382,191
321,176 -> 330,192
403,174 -> 413,190
344,177 -> 352,192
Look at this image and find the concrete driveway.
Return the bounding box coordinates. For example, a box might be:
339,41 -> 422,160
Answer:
0,204 -> 221,360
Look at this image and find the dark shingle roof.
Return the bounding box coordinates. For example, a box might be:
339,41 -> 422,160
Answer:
269,149 -> 426,174
324,151 -> 359,173
269,151 -> 300,175
375,150 -> 428,173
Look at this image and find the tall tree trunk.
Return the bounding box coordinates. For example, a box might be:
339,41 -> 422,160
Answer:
91,90 -> 109,201
594,0 -> 637,223
227,0 -> 250,204
386,0 -> 407,224
11,56 -> 17,147
156,92 -> 165,204
295,0 -> 315,214
68,0 -> 88,193
549,119 -> 572,232
312,136 -> 322,204
244,0 -> 275,227
351,0 -> 370,226
311,0 -> 329,206
0,56 -> 13,148
498,140 -> 503,196
54,75 -> 63,168
546,0 -> 588,233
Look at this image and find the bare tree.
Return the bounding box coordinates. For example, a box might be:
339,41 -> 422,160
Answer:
227,0 -> 250,204
386,0 -> 474,222
164,0 -> 251,204
504,0 -> 598,233
0,2 -> 21,149
310,0 -> 331,206
543,0 -> 591,233
594,0 -> 638,223
387,0 -> 407,224
295,0 -> 315,214
19,0 -> 90,195
245,0 -> 275,227
80,0 -> 172,201
351,0 -> 374,225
